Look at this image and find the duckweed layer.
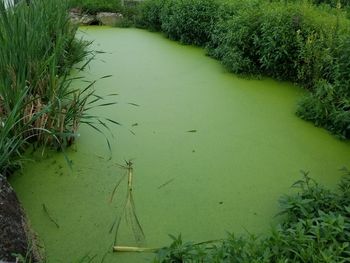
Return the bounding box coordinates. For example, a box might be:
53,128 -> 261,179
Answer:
10,28 -> 350,262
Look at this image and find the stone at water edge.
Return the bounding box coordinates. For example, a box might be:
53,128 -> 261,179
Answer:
68,10 -> 123,26
69,9 -> 97,26
80,14 -> 97,25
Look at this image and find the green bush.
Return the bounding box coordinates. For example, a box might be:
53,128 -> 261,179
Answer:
69,0 -> 122,14
288,0 -> 350,8
136,0 -> 166,31
154,171 -> 350,262
208,0 -> 264,75
296,32 -> 350,138
206,0 -> 261,61
114,4 -> 141,28
261,3 -> 341,87
159,0 -> 219,46
315,0 -> 348,6
297,80 -> 350,139
208,2 -> 349,85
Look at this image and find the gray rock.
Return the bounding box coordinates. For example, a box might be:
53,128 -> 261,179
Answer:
69,9 -> 97,26
96,12 -> 123,26
80,14 -> 97,25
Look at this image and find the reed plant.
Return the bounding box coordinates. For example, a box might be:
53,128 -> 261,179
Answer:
0,0 -> 114,174
0,89 -> 40,176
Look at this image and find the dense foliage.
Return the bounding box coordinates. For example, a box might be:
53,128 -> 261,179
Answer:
137,0 -> 350,139
159,0 -> 219,46
136,0 -> 164,31
155,171 -> 350,262
289,0 -> 350,8
68,0 -> 122,14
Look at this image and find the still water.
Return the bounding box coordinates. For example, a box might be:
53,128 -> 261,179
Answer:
10,27 -> 350,262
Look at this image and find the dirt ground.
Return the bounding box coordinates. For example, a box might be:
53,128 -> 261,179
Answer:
0,175 -> 41,262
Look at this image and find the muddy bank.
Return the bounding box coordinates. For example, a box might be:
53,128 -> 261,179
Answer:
0,175 -> 41,262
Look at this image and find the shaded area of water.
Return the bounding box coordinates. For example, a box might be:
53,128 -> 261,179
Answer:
10,27 -> 350,262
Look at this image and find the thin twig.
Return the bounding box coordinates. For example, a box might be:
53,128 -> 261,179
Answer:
42,203 -> 59,229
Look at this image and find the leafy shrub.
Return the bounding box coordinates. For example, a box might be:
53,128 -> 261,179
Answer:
208,2 -> 349,84
297,81 -> 350,139
206,0 -> 261,61
154,171 -> 350,262
136,0 -> 166,31
114,4 -> 141,28
208,0 -> 264,75
288,0 -> 350,8
262,4 -> 341,87
69,0 -> 122,14
159,0 -> 219,46
297,33 -> 350,138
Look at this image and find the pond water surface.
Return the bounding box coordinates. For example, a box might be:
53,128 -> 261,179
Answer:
10,27 -> 350,262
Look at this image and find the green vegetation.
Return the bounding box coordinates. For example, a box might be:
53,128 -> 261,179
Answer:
135,0 -> 164,31
137,0 -> 350,139
68,0 -> 122,14
159,0 -> 219,46
0,0 -> 111,175
291,0 -> 349,8
154,171 -> 350,262
115,4 -> 141,28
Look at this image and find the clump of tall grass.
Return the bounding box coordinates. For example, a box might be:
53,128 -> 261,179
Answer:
0,0 -> 87,144
0,0 -> 113,174
154,171 -> 350,262
0,89 -> 36,176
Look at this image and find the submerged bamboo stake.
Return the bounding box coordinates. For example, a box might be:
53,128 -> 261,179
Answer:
113,246 -> 157,253
110,160 -> 145,246
127,164 -> 133,191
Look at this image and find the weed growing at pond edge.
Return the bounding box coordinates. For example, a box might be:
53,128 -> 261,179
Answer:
154,171 -> 350,262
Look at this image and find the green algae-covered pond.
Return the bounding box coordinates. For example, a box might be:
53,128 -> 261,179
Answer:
10,27 -> 350,262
